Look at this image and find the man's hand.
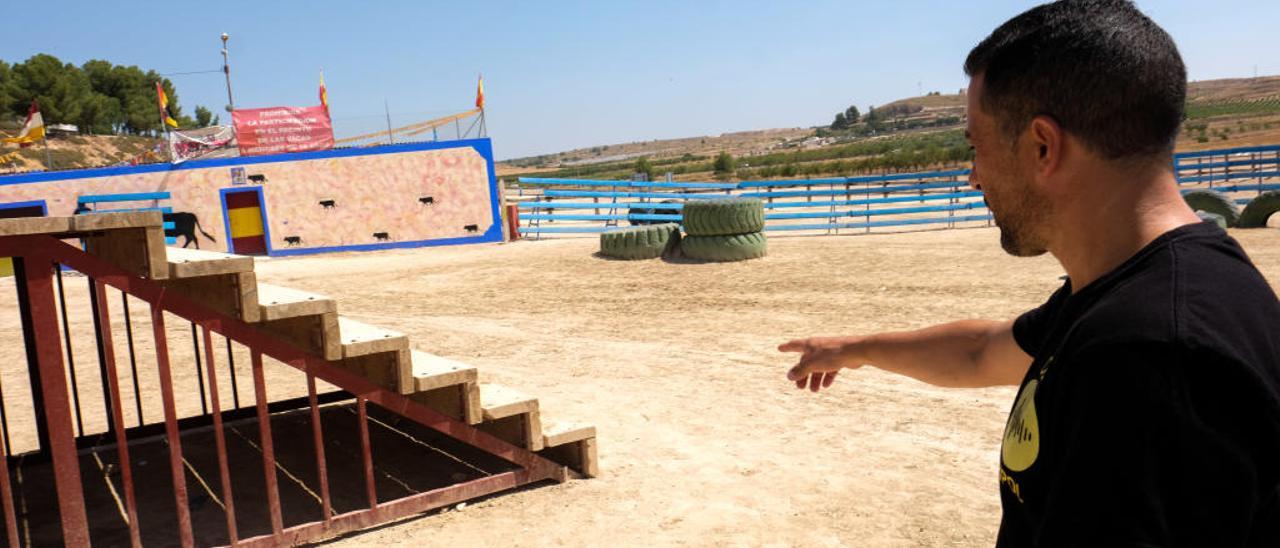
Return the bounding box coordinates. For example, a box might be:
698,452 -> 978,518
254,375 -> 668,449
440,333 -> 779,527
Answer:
779,336 -> 864,392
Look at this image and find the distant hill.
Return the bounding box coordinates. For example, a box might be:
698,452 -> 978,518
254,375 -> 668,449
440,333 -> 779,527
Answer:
499,75 -> 1280,181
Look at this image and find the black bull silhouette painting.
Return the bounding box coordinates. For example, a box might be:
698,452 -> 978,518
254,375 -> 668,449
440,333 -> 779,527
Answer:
164,212 -> 216,248
72,205 -> 215,249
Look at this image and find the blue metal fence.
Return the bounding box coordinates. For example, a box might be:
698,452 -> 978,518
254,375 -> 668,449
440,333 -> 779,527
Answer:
514,144 -> 1280,237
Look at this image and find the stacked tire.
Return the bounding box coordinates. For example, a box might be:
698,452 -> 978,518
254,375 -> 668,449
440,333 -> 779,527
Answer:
679,198 -> 768,262
599,223 -> 681,260
1238,191 -> 1280,228
1183,189 -> 1240,228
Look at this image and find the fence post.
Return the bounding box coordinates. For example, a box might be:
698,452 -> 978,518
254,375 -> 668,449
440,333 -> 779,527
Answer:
19,254 -> 91,546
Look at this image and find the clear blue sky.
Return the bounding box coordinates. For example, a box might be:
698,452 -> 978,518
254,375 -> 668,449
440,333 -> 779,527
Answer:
3,1 -> 1277,160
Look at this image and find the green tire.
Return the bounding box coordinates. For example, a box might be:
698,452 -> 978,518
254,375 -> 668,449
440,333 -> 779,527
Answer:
1237,191 -> 1280,228
680,232 -> 768,262
681,198 -> 766,236
1183,189 -> 1241,227
599,223 -> 680,260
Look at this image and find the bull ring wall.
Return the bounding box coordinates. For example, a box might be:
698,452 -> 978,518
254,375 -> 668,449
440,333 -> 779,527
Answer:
0,138 -> 506,260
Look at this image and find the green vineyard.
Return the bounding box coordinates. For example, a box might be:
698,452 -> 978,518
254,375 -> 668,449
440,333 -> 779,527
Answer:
1185,96 -> 1280,119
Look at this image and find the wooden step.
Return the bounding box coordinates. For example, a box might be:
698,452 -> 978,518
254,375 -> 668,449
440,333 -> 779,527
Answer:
259,311 -> 342,361
337,317 -> 412,393
70,212 -> 169,280
338,317 -> 408,357
256,283 -> 337,321
539,420 -> 598,478
0,216 -> 74,237
406,351 -> 481,425
478,383 -> 543,451
160,271 -> 260,322
255,283 -> 340,358
411,351 -> 477,392
165,247 -> 254,278
73,211 -> 163,232
541,420 -> 595,449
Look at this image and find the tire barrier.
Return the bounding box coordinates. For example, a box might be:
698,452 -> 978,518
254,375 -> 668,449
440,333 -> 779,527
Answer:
680,232 -> 768,262
599,223 -> 681,260
681,198 -> 766,236
1237,191 -> 1280,228
1183,189 -> 1241,227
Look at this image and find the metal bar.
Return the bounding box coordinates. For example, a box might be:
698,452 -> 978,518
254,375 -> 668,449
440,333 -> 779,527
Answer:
0,340 -> 10,456
54,266 -> 86,437
149,303 -> 195,548
0,373 -> 22,548
201,326 -> 239,545
251,350 -> 284,536
191,322 -> 208,415
226,337 -> 240,408
88,276 -> 118,434
358,397 -> 377,510
93,280 -> 143,548
121,292 -> 144,426
234,471 -> 530,548
13,256 -> 52,455
307,374 -> 333,522
55,390 -> 351,457
23,254 -> 91,546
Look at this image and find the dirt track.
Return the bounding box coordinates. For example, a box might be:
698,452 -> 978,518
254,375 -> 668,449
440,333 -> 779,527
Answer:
2,226 -> 1276,546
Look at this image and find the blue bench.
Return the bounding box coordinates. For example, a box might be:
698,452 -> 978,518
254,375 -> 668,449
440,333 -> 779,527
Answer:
77,191 -> 177,245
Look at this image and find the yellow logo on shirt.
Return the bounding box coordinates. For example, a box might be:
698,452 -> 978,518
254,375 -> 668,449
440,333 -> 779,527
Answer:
1001,378 -> 1040,472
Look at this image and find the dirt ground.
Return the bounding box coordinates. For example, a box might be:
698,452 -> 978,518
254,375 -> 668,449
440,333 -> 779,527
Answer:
2,226 -> 1277,546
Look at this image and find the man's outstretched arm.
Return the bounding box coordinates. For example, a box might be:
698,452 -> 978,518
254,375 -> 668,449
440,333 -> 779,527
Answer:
779,319 -> 1032,392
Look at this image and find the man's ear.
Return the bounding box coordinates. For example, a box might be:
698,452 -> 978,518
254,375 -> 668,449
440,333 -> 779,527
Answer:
1028,115 -> 1063,177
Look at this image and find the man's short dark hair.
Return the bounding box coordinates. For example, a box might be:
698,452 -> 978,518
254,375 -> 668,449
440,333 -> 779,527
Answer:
964,0 -> 1186,162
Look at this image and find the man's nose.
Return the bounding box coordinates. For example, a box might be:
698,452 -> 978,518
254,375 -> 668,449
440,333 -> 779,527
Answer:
968,164 -> 982,191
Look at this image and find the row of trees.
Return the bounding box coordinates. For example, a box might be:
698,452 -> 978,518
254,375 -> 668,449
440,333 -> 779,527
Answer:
635,151 -> 738,181
0,54 -> 218,136
830,102 -> 929,131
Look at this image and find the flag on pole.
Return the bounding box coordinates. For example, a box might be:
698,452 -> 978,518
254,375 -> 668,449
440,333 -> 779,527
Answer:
1,101 -> 45,148
155,82 -> 179,128
319,69 -> 329,111
475,74 -> 485,109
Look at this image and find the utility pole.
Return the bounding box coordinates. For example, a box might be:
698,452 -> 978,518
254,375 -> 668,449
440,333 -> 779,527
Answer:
384,101 -> 394,144
221,33 -> 236,113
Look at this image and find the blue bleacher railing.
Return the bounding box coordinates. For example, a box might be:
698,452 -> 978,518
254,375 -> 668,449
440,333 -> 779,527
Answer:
515,144 -> 1279,237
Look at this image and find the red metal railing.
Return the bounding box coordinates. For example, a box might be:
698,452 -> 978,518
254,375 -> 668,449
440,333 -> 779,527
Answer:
0,234 -> 568,547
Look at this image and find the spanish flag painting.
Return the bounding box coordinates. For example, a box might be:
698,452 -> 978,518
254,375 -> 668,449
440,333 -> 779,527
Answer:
155,82 -> 179,128
475,74 -> 485,109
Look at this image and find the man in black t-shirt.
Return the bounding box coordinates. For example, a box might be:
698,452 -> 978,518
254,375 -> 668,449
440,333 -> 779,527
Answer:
779,1 -> 1280,545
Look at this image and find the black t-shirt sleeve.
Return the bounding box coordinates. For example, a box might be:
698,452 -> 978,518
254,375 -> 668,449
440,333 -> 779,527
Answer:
1012,283 -> 1070,357
1033,343 -> 1267,546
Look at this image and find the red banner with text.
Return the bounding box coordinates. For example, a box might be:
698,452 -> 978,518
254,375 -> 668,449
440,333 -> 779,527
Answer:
232,105 -> 334,156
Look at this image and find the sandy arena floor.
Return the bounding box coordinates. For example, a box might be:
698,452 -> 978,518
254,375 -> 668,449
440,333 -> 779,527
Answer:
2,226 -> 1277,546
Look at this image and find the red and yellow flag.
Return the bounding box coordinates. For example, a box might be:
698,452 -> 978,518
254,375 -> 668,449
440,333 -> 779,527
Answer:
475,74 -> 485,109
319,69 -> 329,110
1,101 -> 45,147
155,82 -> 179,128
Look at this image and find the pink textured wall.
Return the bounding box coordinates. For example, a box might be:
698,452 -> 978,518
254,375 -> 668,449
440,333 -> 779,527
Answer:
0,143 -> 497,253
